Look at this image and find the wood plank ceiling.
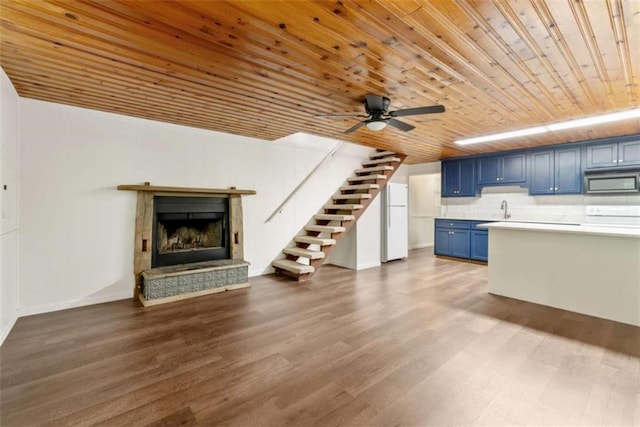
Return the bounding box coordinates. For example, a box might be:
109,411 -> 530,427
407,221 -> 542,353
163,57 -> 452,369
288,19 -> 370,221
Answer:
1,0 -> 639,163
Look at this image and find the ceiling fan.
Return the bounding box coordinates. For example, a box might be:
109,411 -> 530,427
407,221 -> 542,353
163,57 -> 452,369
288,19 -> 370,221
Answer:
319,95 -> 445,134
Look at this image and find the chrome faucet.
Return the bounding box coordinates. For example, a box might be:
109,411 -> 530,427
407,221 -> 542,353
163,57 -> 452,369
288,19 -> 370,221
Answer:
500,200 -> 511,219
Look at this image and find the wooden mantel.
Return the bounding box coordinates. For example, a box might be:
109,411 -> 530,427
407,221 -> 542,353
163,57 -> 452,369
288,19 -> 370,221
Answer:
118,184 -> 256,196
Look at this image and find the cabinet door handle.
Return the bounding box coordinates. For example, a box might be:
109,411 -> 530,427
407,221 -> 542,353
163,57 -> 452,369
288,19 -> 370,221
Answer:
549,187 -> 553,191
613,160 -> 618,163
555,187 -> 558,191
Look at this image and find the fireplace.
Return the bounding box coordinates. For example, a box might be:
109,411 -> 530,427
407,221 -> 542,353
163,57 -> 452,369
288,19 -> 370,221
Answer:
152,196 -> 229,267
118,183 -> 255,305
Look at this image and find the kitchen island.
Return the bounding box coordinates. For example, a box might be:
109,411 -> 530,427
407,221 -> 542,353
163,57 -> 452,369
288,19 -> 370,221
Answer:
480,221 -> 640,326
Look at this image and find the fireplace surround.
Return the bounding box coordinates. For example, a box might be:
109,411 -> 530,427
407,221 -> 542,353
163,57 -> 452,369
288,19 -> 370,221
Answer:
118,183 -> 256,305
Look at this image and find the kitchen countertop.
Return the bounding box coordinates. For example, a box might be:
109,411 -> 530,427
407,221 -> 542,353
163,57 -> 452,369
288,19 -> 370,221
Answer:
436,217 -> 582,225
479,221 -> 640,238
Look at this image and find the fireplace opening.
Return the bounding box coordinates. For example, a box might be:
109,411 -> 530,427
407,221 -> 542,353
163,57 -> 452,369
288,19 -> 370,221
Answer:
152,196 -> 229,267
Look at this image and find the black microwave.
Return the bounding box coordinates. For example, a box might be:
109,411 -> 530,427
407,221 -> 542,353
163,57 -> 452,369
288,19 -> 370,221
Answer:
584,171 -> 640,194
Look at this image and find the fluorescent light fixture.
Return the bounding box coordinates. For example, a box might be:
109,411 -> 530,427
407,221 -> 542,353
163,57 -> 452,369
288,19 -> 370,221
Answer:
366,121 -> 387,131
455,107 -> 640,146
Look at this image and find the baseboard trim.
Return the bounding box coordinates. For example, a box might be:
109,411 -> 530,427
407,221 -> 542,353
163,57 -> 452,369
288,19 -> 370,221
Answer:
0,311 -> 18,346
251,266 -> 274,277
17,291 -> 133,317
410,243 -> 434,250
356,261 -> 381,271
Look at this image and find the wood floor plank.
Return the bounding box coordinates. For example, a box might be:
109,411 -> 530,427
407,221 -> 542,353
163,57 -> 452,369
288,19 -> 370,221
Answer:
1,248 -> 639,426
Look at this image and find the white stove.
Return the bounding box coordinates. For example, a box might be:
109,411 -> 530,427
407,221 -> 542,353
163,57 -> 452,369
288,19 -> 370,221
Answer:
584,205 -> 640,228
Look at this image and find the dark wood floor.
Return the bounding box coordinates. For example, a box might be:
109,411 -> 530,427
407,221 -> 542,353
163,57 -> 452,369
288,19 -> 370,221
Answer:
2,248 -> 639,426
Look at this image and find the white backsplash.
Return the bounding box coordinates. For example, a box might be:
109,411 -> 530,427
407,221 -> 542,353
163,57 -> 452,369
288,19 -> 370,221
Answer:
441,186 -> 640,223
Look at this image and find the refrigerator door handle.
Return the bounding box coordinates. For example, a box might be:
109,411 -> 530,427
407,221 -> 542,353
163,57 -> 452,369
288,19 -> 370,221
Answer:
388,205 -> 391,228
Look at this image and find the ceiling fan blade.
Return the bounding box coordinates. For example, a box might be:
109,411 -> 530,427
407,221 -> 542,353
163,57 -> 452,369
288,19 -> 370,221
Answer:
386,118 -> 415,132
315,113 -> 369,118
389,105 -> 446,117
344,121 -> 367,134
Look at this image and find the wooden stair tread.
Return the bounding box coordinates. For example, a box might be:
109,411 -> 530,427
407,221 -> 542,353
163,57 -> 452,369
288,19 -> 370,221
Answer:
295,235 -> 336,245
314,214 -> 355,221
369,150 -> 397,159
324,204 -> 363,210
304,225 -> 346,233
361,157 -> 401,166
272,259 -> 314,274
283,247 -> 325,259
347,175 -> 387,182
333,193 -> 372,200
354,165 -> 394,174
340,184 -> 379,191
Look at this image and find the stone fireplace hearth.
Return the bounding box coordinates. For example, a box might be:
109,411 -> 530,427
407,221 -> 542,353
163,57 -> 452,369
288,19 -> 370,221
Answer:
118,183 -> 256,306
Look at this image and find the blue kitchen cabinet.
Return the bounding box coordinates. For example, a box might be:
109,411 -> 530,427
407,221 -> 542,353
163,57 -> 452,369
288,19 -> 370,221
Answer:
530,146 -> 581,195
435,229 -> 452,256
586,142 -> 617,169
450,231 -> 470,258
470,221 -> 492,262
434,220 -> 471,259
470,230 -> 489,261
586,139 -> 640,169
442,158 -> 475,197
529,150 -> 554,195
477,153 -> 526,185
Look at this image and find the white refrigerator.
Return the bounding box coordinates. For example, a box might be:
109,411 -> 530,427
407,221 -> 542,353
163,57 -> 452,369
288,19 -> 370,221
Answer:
381,183 -> 408,262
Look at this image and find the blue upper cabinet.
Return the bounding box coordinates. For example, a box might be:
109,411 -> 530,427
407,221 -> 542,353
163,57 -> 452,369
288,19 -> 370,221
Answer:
555,147 -> 582,193
530,146 -> 581,195
442,158 -> 475,197
477,153 -> 526,186
529,150 -> 554,194
619,140 -> 640,167
586,142 -> 618,169
586,138 -> 640,169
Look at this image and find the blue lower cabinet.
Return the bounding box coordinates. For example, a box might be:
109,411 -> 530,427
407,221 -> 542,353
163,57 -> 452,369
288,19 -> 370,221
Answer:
434,229 -> 452,256
450,231 -> 470,258
435,219 -> 491,262
470,230 -> 489,261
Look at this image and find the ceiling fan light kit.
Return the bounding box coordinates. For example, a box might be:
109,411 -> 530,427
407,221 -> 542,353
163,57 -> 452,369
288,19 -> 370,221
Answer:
366,121 -> 387,131
456,107 -> 640,146
320,94 -> 446,134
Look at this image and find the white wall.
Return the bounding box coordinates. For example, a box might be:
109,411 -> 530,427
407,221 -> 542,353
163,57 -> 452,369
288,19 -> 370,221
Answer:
442,185 -> 640,223
327,196 -> 381,271
409,173 -> 440,249
1,67 -> 20,345
19,98 -> 371,316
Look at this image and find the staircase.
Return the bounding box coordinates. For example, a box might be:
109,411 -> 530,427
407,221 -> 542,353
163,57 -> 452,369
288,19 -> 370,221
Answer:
272,150 -> 407,281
